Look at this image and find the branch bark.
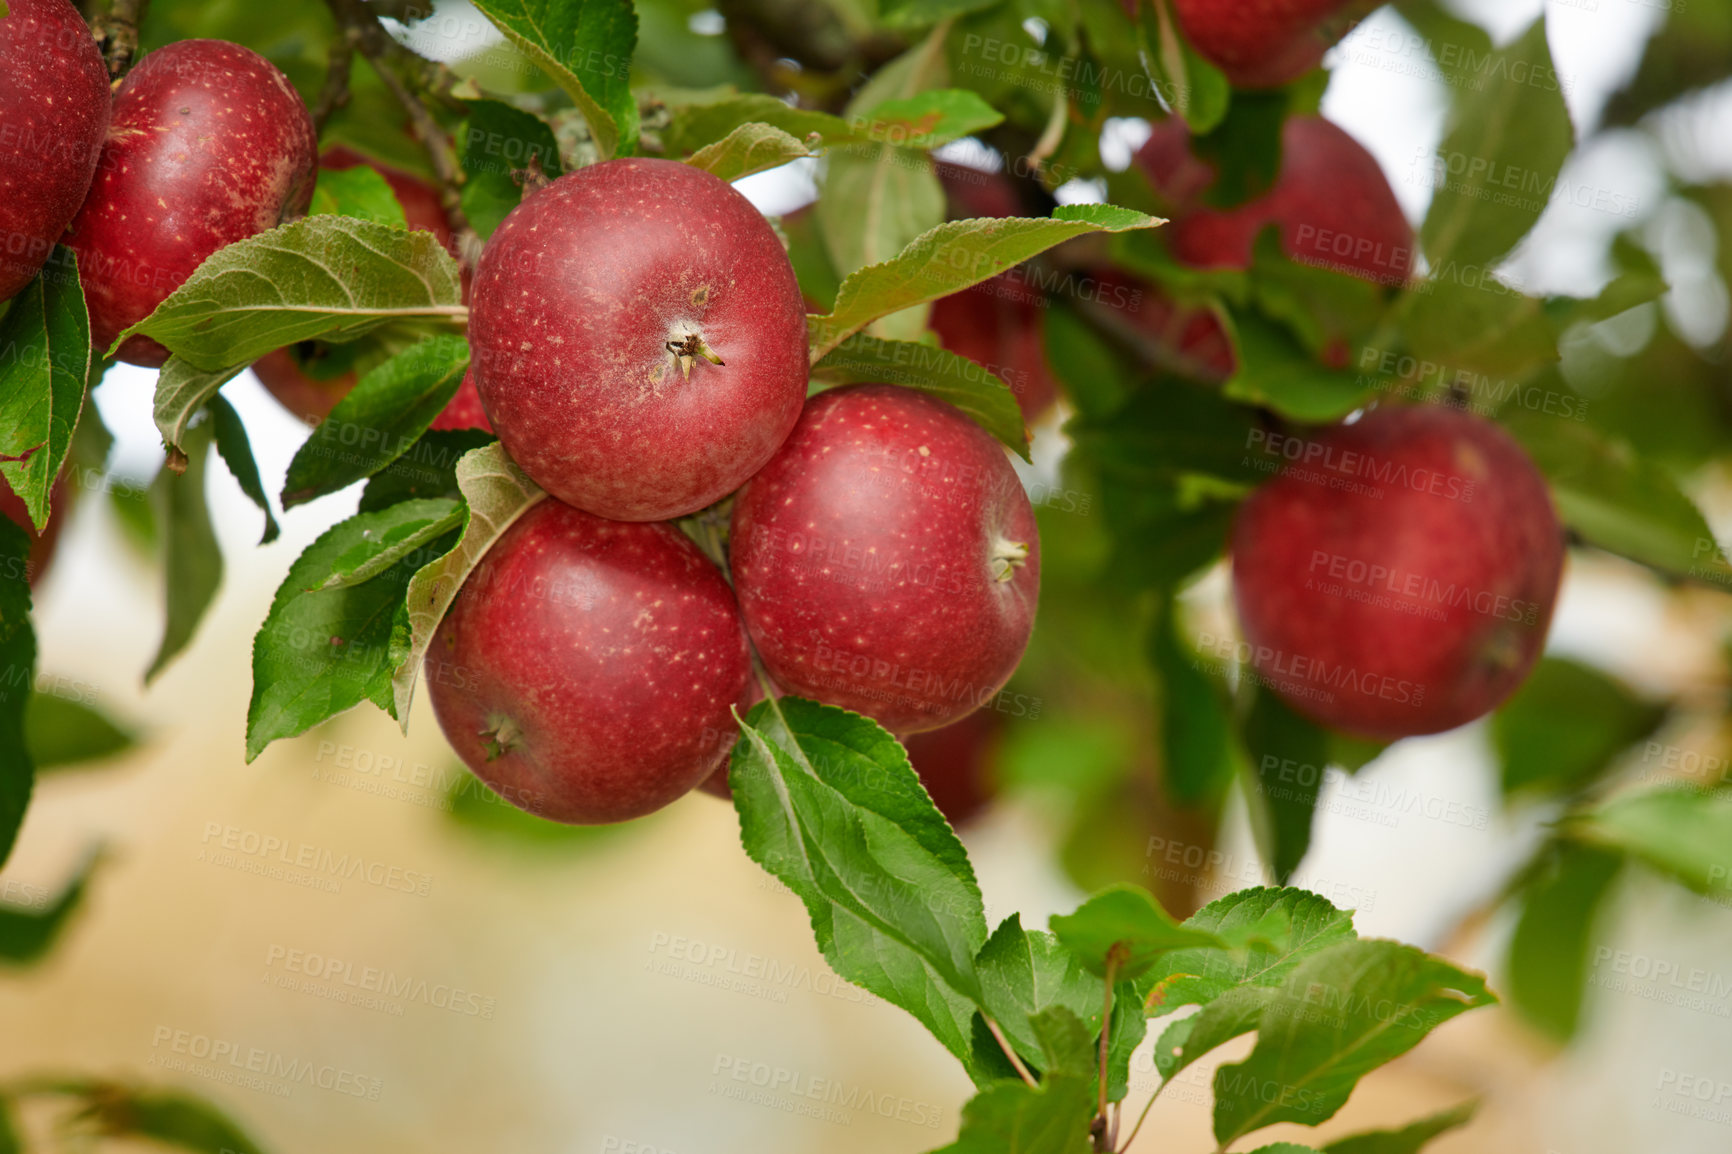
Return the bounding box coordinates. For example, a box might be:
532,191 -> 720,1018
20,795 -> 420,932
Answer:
98,0 -> 145,77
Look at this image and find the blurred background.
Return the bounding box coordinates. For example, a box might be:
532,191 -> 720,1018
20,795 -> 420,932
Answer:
7,0 -> 1732,1150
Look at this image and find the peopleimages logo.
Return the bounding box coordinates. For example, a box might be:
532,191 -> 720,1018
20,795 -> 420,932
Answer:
1306,550 -> 1544,626
1243,429 -> 1477,502
710,1055 -> 944,1129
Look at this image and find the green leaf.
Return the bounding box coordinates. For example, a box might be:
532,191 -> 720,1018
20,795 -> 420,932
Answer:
1222,314 -> 1377,423
1501,409 -> 1731,582
1491,658 -> 1666,798
146,423 -> 222,684
976,915 -> 1104,1070
124,216 -> 465,375
467,0 -> 638,159
0,248 -> 90,530
1506,842 -> 1622,1043
1142,888 -> 1358,1019
0,1095 -> 18,1154
1248,231 -> 1386,360
1211,940 -> 1495,1144
1150,592 -> 1238,807
664,94 -> 856,158
1154,984 -> 1275,1082
152,359 -> 246,461
358,428 -> 497,513
1569,787 -> 1732,897
809,205 -> 1165,359
0,520 -> 33,867
931,1074 -> 1095,1154
459,99 -> 565,239
1049,884 -> 1224,981
245,499 -> 463,761
685,122 -> 816,184
731,695 -> 988,1069
1247,1146 -> 1323,1154
1322,1099 -> 1478,1154
811,333 -> 1029,459
207,393 -> 280,545
818,142 -> 945,286
849,90 -> 1005,148
71,1084 -> 266,1154
880,0 -> 999,30
25,693 -> 136,770
1240,688 -> 1331,884
309,164 -> 409,227
1030,1005 -> 1097,1080
318,501 -> 463,591
1419,18 -> 1574,271
388,443 -> 544,726
1404,279 -> 1558,381
1132,0 -> 1230,134
281,334 -> 470,507
0,850 -> 98,964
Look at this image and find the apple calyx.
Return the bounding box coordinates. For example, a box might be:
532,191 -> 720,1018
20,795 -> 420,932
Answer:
480,714 -> 524,762
664,331 -> 725,381
990,537 -> 1030,583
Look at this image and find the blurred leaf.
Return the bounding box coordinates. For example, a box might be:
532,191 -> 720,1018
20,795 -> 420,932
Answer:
976,914 -> 1104,1071
0,248 -> 90,530
810,205 -> 1164,359
1071,378 -> 1263,488
881,0 -> 1000,30
1240,688 -> 1331,884
685,123 -> 815,183
1321,1100 -> 1477,1154
388,444 -> 544,726
446,767 -> 639,848
129,216 -> 464,382
1502,409 -> 1732,582
1222,313 -> 1377,423
458,99 -> 564,239
930,1073 -> 1095,1154
1506,842 -> 1622,1043
308,164 -> 408,227
1603,1 -> 1732,126
1030,1005 -> 1096,1080
818,145 -> 945,287
146,423 -> 222,685
1213,940 -> 1494,1144
0,851 -> 97,964
1419,18 -> 1573,271
1141,887 -> 1358,1020
1569,787 -> 1732,898
25,694 -> 136,770
282,335 -> 470,507
245,499 -> 462,760
731,695 -> 988,1072
1191,91 -> 1291,209
811,334 -> 1029,459
1043,299 -> 1131,420
358,429 -> 497,513
0,520 -> 32,867
1150,593 -> 1238,807
664,94 -> 856,157
1249,232 -> 1385,361
1131,0 -> 1229,134
1492,658 -> 1666,798
1153,984 -> 1274,1081
468,0 -> 638,159
1545,267 -> 1667,333
1403,279 -> 1558,381
781,207 -> 842,314
1049,884 -> 1225,980
72,1083 -> 265,1154
207,393 -> 280,545
1391,0 -> 1493,91
0,1096 -> 17,1154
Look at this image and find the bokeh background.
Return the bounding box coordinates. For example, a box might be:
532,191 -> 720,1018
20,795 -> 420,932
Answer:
7,0 -> 1732,1150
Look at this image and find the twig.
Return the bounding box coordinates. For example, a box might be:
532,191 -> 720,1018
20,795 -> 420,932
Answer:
1096,950 -> 1121,1152
323,0 -> 481,265
1116,1074 -> 1171,1152
99,0 -> 146,77
982,1016 -> 1038,1089
311,38 -> 354,135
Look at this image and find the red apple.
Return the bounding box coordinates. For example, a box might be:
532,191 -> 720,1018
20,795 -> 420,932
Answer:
901,708 -> 1003,826
1075,268 -> 1238,383
426,498 -> 752,824
730,385 -> 1041,735
427,369 -> 492,432
1170,0 -> 1376,89
468,157 -> 809,522
1140,115 -> 1414,287
65,39 -> 318,366
0,472 -> 71,588
1230,404 -> 1563,740
0,0 -> 110,303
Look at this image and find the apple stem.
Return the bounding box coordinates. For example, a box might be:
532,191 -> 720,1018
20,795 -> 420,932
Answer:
990,538 -> 1029,582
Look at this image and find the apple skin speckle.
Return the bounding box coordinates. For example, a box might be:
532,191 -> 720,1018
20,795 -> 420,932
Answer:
469,157 -> 809,523
426,499 -> 752,825
1231,404 -> 1564,740
0,0 -> 110,303
64,39 -> 317,366
730,385 -> 1041,735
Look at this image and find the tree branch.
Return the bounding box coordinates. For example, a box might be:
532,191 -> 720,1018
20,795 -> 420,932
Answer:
98,0 -> 146,77
311,38 -> 355,135
323,0 -> 480,266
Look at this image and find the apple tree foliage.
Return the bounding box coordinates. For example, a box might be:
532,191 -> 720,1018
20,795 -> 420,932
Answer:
3,0 -> 1732,1148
